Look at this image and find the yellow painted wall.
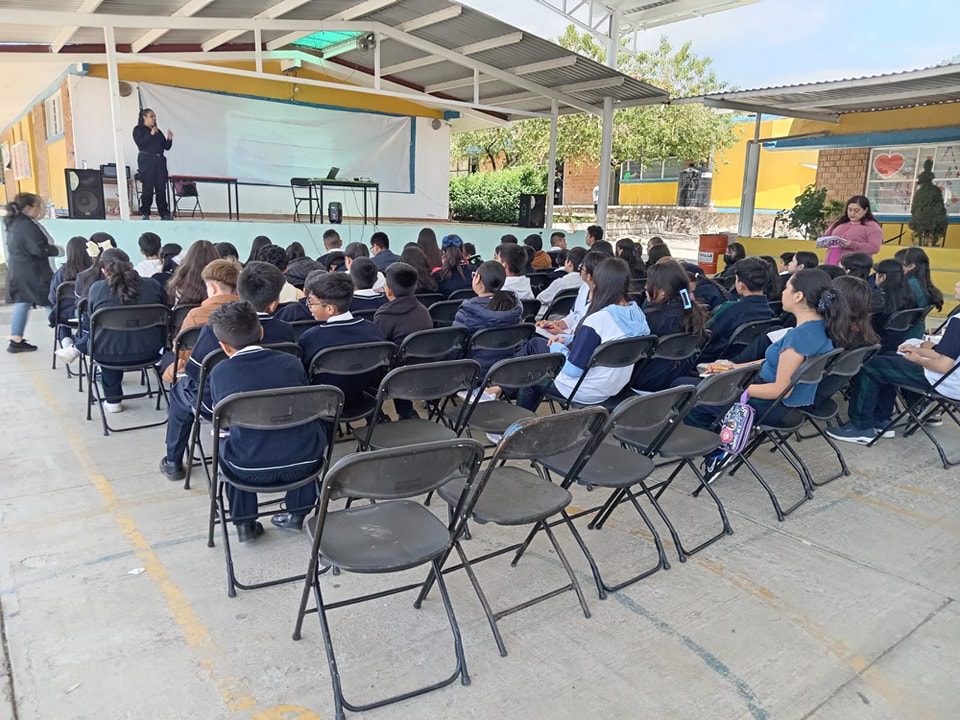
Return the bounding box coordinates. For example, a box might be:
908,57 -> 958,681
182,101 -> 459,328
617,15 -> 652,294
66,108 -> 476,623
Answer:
789,103 -> 960,137
738,235 -> 959,319
46,138 -> 68,209
619,180 -> 677,205
87,61 -> 443,119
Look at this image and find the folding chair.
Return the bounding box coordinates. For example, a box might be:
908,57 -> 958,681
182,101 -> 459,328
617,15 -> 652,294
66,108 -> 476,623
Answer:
768,300 -> 783,317
882,306 -> 928,350
290,177 -> 317,222
526,273 -> 551,296
86,304 -> 170,436
796,344 -> 881,485
210,385 -> 343,597
351,309 -> 378,321
169,304 -> 200,348
290,319 -> 321,340
292,439 -> 485,720
714,350 -> 842,520
359,359 -> 479,451
51,281 -> 82,382
447,288 -> 476,301
415,293 -> 444,307
172,179 -> 203,218
74,296 -> 90,393
520,298 -> 540,322
713,318 -> 782,362
419,408 -> 607,656
428,299 -> 463,327
394,326 -> 470,366
168,325 -> 203,385
541,289 -> 578,321
547,335 -> 658,411
466,323 -> 535,360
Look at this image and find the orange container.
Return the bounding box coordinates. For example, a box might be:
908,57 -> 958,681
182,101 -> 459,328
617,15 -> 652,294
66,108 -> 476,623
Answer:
697,234 -> 729,275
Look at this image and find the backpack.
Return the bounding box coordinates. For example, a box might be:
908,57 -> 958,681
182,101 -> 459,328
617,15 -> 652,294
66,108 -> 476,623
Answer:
719,390 -> 755,455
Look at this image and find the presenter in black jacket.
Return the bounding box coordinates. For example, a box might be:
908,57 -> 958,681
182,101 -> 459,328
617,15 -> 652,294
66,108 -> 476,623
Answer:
132,108 -> 174,220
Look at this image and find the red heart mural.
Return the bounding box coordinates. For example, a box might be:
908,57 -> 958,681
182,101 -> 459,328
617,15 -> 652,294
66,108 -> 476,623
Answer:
874,153 -> 905,178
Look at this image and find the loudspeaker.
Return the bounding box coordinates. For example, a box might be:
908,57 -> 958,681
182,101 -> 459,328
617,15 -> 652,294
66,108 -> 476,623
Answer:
65,168 -> 105,219
328,201 -> 343,224
518,193 -> 546,228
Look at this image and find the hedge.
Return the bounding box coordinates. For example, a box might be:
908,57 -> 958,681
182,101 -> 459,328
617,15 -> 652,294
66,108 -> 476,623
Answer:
449,166 -> 547,224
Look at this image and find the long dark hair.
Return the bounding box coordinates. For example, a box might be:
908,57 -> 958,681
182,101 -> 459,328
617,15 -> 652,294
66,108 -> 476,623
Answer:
646,243 -> 672,268
285,241 -> 306,261
474,260 -> 516,312
645,259 -> 707,339
246,235 -> 272,266
400,245 -> 437,293
159,243 -> 182,273
416,227 -> 442,269
437,244 -> 468,281
167,240 -> 219,305
875,258 -> 917,316
828,195 -> 878,232
840,252 -> 873,280
137,108 -> 156,128
77,232 -> 119,299
759,255 -> 782,300
902,246 -> 943,310
831,275 -> 880,348
788,269 -> 855,348
725,242 -> 746,264
583,257 -> 630,326
615,238 -> 646,279
3,192 -> 41,228
100,248 -> 140,305
63,236 -> 93,281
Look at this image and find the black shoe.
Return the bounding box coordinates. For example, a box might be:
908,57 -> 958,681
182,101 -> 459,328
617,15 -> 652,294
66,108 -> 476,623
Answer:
160,214 -> 174,221
140,215 -> 150,220
7,339 -> 38,353
237,521 -> 264,543
159,457 -> 186,481
271,512 -> 306,532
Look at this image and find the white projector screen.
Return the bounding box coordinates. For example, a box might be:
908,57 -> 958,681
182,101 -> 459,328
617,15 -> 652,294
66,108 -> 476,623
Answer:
138,83 -> 413,192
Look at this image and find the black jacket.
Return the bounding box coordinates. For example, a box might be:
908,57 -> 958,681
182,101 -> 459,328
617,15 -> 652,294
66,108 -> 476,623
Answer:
371,249 -> 400,272
285,256 -> 323,289
132,125 -> 172,155
4,214 -> 58,305
373,294 -> 432,345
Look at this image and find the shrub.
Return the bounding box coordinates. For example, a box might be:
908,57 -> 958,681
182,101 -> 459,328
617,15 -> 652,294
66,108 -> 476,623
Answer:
449,166 -> 547,223
787,184 -> 845,240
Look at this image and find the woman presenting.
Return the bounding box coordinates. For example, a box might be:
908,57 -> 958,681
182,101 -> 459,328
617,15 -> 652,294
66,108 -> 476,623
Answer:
823,195 -> 883,265
133,108 -> 173,220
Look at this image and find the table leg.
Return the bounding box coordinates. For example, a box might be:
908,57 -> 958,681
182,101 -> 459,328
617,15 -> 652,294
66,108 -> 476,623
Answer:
320,185 -> 324,223
363,187 -> 368,225
234,182 -> 240,221
375,185 -> 379,225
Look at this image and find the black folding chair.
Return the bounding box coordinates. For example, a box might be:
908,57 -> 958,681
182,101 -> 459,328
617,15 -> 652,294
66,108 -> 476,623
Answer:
520,298 -> 540,322
86,304 -> 170,436
394,326 -> 470,366
209,385 -> 343,597
428,300 -> 463,327
882,306 -> 929,350
308,341 -> 396,436
289,319 -> 321,340
447,288 -> 476,301
713,318 -> 782,362
541,288 -> 579,321
466,323 -> 535,360
526,273 -> 551,295
292,439 -> 484,720
290,177 -> 317,222
172,179 -> 202,218
420,408 -> 607,656
547,335 -> 658,411
415,293 -> 444,307
169,304 -> 200,348
168,325 -> 203,383
51,281 -> 78,369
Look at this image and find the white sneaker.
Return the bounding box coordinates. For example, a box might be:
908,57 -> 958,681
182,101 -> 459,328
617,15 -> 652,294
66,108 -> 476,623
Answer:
55,345 -> 81,364
486,432 -> 502,444
59,336 -> 74,349
104,401 -> 124,414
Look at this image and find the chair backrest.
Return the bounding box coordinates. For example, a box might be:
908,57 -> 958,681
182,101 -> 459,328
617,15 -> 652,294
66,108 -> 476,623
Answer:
376,358 -> 479,402
652,332 -> 702,361
467,323 -> 535,354
933,304 -> 960,334
612,385 -> 698,435
447,288 -> 476,301
723,318 -> 782,355
526,273 -> 552,295
308,341 -> 395,379
89,304 -> 169,357
395,326 -> 470,365
491,407 -> 608,462
814,344 -> 881,402
768,300 -> 783,316
322,438 -> 484,502
290,319 -> 321,340
589,334 -> 658,370
481,352 -> 564,392
753,348 -> 842,424
170,303 -> 200,341
693,365 -> 760,407
884,306 -> 926,333
415,293 -> 444,307
55,280 -> 76,303
520,298 -> 541,322
290,177 -> 312,195
543,292 -> 577,321
171,325 -> 203,376
428,299 -> 464,326
213,384 -> 344,432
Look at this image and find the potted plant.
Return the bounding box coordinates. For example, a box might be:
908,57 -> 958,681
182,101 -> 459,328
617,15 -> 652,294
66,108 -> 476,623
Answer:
909,158 -> 948,247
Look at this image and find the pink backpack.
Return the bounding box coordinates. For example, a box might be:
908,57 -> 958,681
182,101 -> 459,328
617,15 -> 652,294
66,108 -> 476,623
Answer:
719,390 -> 755,455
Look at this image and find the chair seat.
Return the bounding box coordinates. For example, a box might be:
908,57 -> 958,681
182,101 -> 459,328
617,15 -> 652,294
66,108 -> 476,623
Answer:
438,467 -> 571,526
801,397 -> 838,422
539,441 -> 656,488
308,501 -> 450,573
367,417 -> 457,449
615,424 -> 720,458
757,409 -> 806,432
444,400 -> 535,434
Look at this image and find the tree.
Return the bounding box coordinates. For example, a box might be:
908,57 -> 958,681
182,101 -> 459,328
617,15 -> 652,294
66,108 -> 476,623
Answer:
787,185 -> 845,240
909,158 -> 949,247
450,30 -> 736,172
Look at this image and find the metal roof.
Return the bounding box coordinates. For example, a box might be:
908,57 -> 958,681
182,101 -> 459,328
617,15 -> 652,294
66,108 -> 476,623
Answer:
675,63 -> 960,123
0,0 -> 669,124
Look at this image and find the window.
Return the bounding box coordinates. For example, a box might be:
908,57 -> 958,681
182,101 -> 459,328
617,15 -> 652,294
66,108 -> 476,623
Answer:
44,92 -> 63,139
620,158 -> 682,181
866,143 -> 960,217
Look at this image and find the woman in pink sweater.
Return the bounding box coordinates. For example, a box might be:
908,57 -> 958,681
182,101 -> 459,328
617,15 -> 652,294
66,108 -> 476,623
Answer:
824,195 -> 883,264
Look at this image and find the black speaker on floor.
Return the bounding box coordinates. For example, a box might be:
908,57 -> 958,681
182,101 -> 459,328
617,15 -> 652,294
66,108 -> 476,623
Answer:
64,168 -> 106,219
518,193 -> 546,228
328,201 -> 343,224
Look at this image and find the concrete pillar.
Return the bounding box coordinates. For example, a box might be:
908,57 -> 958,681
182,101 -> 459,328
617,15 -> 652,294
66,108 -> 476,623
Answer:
737,113 -> 762,238
103,26 -> 130,220
545,99 -> 559,230
596,9 -> 619,228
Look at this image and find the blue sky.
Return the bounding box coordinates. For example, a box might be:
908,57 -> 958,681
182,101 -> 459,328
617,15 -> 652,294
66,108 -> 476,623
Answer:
463,0 -> 958,89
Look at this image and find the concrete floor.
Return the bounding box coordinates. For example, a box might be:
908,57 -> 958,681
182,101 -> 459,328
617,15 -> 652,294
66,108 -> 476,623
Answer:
2,308 -> 959,720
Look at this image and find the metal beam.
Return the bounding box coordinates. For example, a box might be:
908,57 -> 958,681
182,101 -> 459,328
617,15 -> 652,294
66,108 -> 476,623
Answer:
202,0 -> 313,51
694,97 -> 840,123
623,0 -> 758,30
737,114 -> 762,237
264,0 -> 400,51
49,0 -> 105,52
481,77 -> 623,105
787,84 -> 960,110
379,32 -> 523,77
130,0 -> 217,53
424,55 -> 577,94
596,8 -> 619,227
545,99 -> 559,229
103,26 -> 130,220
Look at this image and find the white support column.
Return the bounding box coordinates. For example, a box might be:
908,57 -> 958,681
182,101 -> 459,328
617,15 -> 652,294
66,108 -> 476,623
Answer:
545,99 -> 559,229
737,113 -> 762,238
373,31 -> 381,89
596,9 -> 619,227
103,26 -> 130,220
254,26 -> 263,72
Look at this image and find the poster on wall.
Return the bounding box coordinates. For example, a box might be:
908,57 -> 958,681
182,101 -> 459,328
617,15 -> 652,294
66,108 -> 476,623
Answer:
866,143 -> 960,216
0,142 -> 9,170
11,141 -> 31,180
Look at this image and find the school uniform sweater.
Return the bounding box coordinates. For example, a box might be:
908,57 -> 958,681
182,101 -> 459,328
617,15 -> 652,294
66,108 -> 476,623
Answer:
298,312 -> 386,404
632,298 -> 700,392
210,347 -> 326,483
371,249 -> 401,272
433,266 -> 475,297
349,290 -> 388,313
275,298 -> 313,323
700,295 -> 774,362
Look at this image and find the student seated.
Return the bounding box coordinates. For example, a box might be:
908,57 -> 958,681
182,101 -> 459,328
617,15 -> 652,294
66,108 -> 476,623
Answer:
57,249 -> 166,412
495,243 -> 534,300
536,247 -> 612,344
166,240 -> 220,307
902,246 -> 944,336
828,279 -> 960,445
547,232 -> 567,267
872,259 -> 920,350
159,262 -> 294,481
524,234 -> 552,271
133,232 -> 163,278
206,301 -> 327,540
700,258 -> 775,362
151,242 -> 182,291
778,252 -> 794,275
75,233 -> 117,302
517,258 -> 650,410
432,234 -> 475,297
283,242 -> 322,289
615,238 -> 646,282
317,228 -> 345,272
400,245 -> 438,294
716,242 -> 746,280
645,242 -> 672,270
48,235 -> 93,349
683,262 -> 730,310
161,258 -> 241,383
787,250 -> 819,274
344,242 -> 386,291
463,242 -> 482,267
370,231 -> 400,272
453,261 -> 523,376
215,242 -> 239,260
348,257 -> 388,312
297,272 -> 386,406
536,246 -> 587,308
259,245 -> 304,304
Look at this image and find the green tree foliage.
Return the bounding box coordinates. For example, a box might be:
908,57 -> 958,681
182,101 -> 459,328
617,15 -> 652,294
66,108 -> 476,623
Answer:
450,30 -> 736,171
449,166 -> 547,223
909,158 -> 949,247
788,185 -> 846,240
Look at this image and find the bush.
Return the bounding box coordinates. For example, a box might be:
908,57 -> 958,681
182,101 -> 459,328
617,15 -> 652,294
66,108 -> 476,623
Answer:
787,185 -> 845,240
449,166 -> 547,223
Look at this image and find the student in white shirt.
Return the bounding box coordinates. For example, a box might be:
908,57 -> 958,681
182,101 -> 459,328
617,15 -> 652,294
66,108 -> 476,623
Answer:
133,232 -> 164,278
495,243 -> 534,300
537,246 -> 587,309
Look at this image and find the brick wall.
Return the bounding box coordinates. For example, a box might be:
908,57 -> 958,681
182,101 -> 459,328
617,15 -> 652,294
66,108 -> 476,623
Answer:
815,148 -> 869,203
561,161 -> 600,205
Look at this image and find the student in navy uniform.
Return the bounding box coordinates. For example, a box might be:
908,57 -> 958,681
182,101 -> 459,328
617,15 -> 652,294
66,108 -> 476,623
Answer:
274,269 -> 324,323
159,262 -> 294,480
370,231 -> 400,272
132,108 -> 173,220
298,272 -> 386,407
432,235 -> 475,297
872,259 -> 920,351
454,261 -> 523,376
206,301 -> 327,541
683,262 -> 730,310
348,257 -> 388,312
699,258 -> 775,362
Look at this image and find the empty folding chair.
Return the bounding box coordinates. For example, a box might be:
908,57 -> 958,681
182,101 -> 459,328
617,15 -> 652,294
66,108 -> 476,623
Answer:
308,341 -> 396,437
547,335 -> 658,411
292,439 -> 485,720
428,299 -> 463,327
209,385 -> 343,597
290,177 -> 317,222
419,408 -> 607,656
541,289 -> 579,321
394,326 -> 470,367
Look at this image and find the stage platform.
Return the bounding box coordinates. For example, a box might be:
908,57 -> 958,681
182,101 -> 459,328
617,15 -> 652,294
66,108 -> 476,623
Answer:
37,216 -> 585,263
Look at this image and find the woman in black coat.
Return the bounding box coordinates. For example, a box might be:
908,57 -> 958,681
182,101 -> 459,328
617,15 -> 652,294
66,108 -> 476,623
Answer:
133,108 -> 174,220
4,193 -> 60,353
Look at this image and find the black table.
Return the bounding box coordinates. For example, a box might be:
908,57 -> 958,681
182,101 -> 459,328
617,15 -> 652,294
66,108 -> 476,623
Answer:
307,178 -> 379,224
